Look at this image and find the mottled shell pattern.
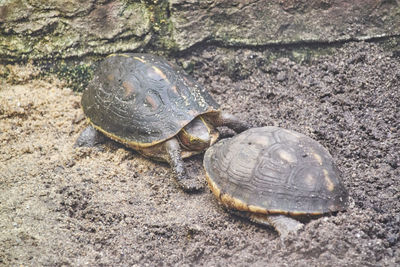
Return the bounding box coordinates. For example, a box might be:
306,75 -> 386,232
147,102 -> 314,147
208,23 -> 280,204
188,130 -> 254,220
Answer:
204,127 -> 348,215
81,53 -> 220,147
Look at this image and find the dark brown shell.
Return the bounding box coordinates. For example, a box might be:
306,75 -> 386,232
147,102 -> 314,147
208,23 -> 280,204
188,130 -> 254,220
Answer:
81,53 -> 219,147
203,127 -> 348,215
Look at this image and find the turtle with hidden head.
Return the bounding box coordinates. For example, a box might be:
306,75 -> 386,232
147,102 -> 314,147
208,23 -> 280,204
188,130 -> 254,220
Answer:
203,126 -> 348,237
75,53 -> 249,192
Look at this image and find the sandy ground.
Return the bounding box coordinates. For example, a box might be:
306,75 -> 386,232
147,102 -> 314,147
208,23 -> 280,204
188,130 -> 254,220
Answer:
0,41 -> 399,266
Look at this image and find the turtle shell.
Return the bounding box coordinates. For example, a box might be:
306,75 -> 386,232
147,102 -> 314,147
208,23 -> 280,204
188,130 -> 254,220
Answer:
81,53 -> 220,147
203,127 -> 348,215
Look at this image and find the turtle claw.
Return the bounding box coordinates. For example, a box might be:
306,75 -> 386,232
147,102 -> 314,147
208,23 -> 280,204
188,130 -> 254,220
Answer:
176,176 -> 204,193
231,121 -> 250,134
74,125 -> 106,147
172,158 -> 204,192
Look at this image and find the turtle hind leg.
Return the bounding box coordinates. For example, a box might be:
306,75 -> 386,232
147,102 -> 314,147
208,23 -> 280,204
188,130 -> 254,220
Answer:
223,210 -> 303,238
247,213 -> 303,238
74,125 -> 106,147
212,112 -> 250,133
260,214 -> 304,238
164,138 -> 203,192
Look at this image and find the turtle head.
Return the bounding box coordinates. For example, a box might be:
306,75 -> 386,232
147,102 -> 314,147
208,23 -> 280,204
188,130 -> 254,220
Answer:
178,116 -> 213,151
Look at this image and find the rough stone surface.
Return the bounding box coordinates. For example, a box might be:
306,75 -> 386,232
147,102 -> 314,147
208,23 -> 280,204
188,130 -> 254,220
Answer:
170,0 -> 400,49
0,0 -> 151,61
1,0 -> 400,61
1,41 -> 399,266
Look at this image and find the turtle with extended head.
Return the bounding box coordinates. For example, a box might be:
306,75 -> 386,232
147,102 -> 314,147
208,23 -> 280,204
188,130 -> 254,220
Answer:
203,126 -> 348,237
75,53 -> 248,191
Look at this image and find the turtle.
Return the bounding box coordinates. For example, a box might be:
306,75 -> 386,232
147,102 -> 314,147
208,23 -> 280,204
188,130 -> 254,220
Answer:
75,53 -> 249,192
203,126 -> 348,237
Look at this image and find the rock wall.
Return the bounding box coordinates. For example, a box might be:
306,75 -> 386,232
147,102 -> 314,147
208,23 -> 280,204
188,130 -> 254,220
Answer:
0,0 -> 152,61
170,0 -> 400,49
0,0 -> 399,62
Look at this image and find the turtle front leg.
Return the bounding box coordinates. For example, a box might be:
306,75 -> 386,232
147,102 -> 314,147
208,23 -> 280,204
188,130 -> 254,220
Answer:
164,138 -> 203,192
74,125 -> 106,147
212,112 -> 250,133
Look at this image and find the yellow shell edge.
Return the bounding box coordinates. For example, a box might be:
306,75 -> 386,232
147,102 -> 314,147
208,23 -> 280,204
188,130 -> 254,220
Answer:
205,169 -> 324,216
